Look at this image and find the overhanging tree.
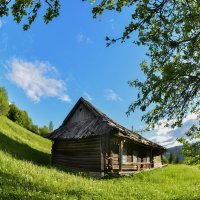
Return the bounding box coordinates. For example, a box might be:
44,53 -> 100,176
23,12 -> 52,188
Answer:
178,125 -> 200,164
0,0 -> 60,30
1,1 -> 200,129
89,0 -> 200,129
89,0 -> 200,164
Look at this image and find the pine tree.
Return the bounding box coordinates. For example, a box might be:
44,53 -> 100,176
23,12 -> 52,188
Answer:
175,155 -> 180,164
49,121 -> 54,132
169,152 -> 174,164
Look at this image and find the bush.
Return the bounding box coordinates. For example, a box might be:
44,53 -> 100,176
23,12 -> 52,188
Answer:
162,155 -> 168,164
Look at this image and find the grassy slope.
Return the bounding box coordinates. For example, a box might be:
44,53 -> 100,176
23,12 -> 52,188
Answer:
0,116 -> 200,200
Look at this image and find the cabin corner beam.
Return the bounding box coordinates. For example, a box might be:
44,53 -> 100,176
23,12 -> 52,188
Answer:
119,139 -> 123,172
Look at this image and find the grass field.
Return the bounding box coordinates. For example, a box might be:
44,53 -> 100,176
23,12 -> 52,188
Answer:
0,116 -> 200,200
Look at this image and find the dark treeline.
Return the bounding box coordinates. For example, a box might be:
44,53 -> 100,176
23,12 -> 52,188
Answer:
0,86 -> 53,136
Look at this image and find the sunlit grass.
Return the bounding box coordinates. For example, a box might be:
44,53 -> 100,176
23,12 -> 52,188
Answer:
0,116 -> 199,199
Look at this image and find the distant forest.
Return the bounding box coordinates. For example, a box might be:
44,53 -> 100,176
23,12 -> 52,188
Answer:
0,86 -> 53,136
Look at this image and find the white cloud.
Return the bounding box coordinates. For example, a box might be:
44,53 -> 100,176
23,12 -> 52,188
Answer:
7,58 -> 71,103
83,92 -> 94,102
105,89 -> 122,102
76,33 -> 92,44
149,114 -> 199,148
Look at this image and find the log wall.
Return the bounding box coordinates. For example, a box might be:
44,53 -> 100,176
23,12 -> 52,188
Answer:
52,137 -> 101,172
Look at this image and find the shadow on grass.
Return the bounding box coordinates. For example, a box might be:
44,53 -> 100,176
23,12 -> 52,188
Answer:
0,131 -> 104,179
0,130 -> 155,180
0,131 -> 50,166
0,171 -> 97,200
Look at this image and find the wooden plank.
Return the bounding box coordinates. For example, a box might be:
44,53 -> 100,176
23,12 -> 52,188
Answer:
53,156 -> 101,161
56,143 -> 100,149
111,153 -> 119,157
54,162 -> 100,167
54,152 -> 100,157
65,102 -> 95,126
53,158 -> 100,164
111,160 -> 119,165
58,137 -> 100,144
100,136 -> 104,172
54,164 -> 100,172
53,159 -> 101,166
119,140 -> 123,172
112,165 -> 119,170
52,137 -> 102,172
58,140 -> 100,145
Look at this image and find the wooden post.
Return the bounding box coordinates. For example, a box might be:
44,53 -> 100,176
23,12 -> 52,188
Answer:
119,140 -> 123,172
100,136 -> 104,176
150,149 -> 152,169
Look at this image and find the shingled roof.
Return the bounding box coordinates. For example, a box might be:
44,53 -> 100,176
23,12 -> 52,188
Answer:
48,97 -> 165,149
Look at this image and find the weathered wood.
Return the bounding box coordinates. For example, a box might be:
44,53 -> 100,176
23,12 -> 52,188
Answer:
119,140 -> 123,172
52,137 -> 101,172
65,102 -> 95,126
153,152 -> 162,167
112,165 -> 120,170
50,97 -> 165,175
100,136 -> 104,173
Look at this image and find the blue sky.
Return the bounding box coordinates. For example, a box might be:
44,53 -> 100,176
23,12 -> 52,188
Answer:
0,1 -> 196,147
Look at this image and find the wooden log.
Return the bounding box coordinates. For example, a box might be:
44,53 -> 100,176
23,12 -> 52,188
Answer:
112,165 -> 119,170
53,159 -> 100,166
57,142 -> 100,147
55,160 -> 101,170
55,146 -> 101,150
119,140 -> 123,172
53,156 -> 101,162
53,160 -> 101,167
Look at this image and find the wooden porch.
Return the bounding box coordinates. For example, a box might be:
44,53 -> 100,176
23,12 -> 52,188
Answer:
109,137 -> 161,173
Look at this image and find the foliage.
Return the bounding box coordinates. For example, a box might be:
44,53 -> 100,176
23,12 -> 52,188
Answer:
0,87 -> 9,116
39,125 -> 50,135
162,155 -> 168,164
8,103 -> 33,131
7,103 -> 48,135
90,0 -> 200,129
0,0 -> 60,30
31,124 -> 40,134
0,116 -> 200,199
178,124 -> 200,165
49,121 -> 54,132
168,152 -> 174,164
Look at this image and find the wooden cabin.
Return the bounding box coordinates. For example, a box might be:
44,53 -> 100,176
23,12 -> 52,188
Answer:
48,97 -> 166,176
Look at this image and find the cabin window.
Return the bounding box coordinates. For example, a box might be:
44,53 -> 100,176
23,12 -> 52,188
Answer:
147,152 -> 150,163
132,150 -> 138,163
122,146 -> 127,164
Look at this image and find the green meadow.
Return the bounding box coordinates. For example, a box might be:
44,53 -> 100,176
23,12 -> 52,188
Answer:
0,116 -> 200,200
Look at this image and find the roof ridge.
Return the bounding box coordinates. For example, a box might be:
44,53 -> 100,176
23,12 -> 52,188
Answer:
49,97 -> 165,149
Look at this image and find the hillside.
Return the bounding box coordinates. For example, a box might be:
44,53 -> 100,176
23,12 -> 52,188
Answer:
0,116 -> 51,165
0,116 -> 200,200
